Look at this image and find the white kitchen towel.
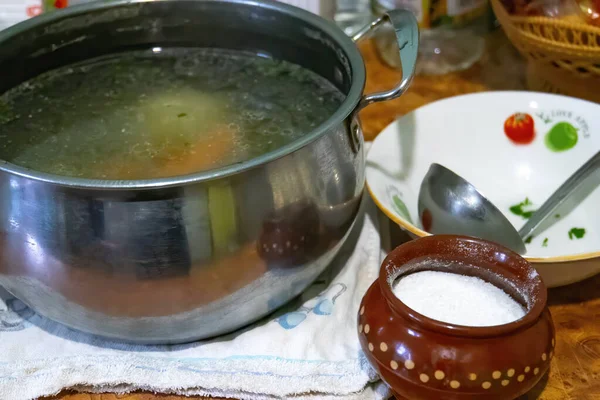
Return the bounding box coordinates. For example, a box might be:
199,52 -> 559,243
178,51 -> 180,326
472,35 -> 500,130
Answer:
0,192 -> 390,400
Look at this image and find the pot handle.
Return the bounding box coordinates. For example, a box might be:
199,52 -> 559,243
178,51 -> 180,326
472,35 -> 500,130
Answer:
352,9 -> 419,112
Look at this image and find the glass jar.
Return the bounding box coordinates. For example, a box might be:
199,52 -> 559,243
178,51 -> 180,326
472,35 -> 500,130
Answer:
335,0 -> 374,35
372,0 -> 487,75
274,0 -> 337,20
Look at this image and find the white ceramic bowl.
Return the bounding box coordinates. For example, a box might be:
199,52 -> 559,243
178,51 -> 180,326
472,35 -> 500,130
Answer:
367,91 -> 600,287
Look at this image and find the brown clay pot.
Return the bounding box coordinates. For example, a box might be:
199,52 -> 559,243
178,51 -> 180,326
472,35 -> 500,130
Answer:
358,235 -> 555,400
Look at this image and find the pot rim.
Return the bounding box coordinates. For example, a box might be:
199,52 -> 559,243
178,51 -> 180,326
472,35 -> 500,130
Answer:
378,235 -> 548,338
0,0 -> 366,190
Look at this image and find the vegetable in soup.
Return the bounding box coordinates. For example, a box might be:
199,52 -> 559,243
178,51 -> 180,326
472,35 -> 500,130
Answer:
0,48 -> 344,179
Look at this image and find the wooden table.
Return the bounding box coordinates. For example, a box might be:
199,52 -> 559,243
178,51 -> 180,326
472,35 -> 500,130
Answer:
47,31 -> 600,400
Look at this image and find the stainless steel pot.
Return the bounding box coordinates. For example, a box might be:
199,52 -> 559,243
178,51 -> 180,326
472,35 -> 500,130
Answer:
0,0 -> 418,343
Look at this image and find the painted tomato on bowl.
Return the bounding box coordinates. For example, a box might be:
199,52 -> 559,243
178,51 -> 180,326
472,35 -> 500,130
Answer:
504,112 -> 535,144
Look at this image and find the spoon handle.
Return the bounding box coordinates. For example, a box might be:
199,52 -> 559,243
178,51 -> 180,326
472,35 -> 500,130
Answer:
518,150 -> 600,240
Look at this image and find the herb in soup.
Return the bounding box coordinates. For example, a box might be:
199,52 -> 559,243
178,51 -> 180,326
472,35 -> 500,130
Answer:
0,48 -> 344,179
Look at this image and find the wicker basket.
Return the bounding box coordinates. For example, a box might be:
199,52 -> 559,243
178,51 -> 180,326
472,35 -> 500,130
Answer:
490,0 -> 600,102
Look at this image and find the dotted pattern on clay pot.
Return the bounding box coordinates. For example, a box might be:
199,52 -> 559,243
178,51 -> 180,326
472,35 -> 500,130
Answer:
357,303 -> 555,393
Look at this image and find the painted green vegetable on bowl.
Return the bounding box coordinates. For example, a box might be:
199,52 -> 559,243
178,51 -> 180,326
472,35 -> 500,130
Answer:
545,122 -> 578,152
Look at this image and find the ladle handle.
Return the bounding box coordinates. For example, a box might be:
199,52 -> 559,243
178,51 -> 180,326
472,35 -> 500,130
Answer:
352,9 -> 419,112
518,150 -> 600,240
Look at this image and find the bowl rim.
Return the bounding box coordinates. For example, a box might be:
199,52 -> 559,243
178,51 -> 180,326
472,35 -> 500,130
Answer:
366,90 -> 600,264
0,0 -> 366,190
378,234 -> 548,338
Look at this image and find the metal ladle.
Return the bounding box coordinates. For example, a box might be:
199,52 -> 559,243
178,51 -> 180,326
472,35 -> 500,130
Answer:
418,151 -> 600,255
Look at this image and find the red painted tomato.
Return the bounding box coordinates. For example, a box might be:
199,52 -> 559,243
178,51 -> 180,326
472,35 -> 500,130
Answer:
504,113 -> 535,144
54,0 -> 69,9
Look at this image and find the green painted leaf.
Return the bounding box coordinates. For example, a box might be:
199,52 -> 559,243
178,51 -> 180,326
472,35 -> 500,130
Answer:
392,194 -> 413,224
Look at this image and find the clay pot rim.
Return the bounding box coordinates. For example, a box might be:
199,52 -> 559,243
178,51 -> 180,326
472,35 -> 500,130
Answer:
379,235 -> 547,338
